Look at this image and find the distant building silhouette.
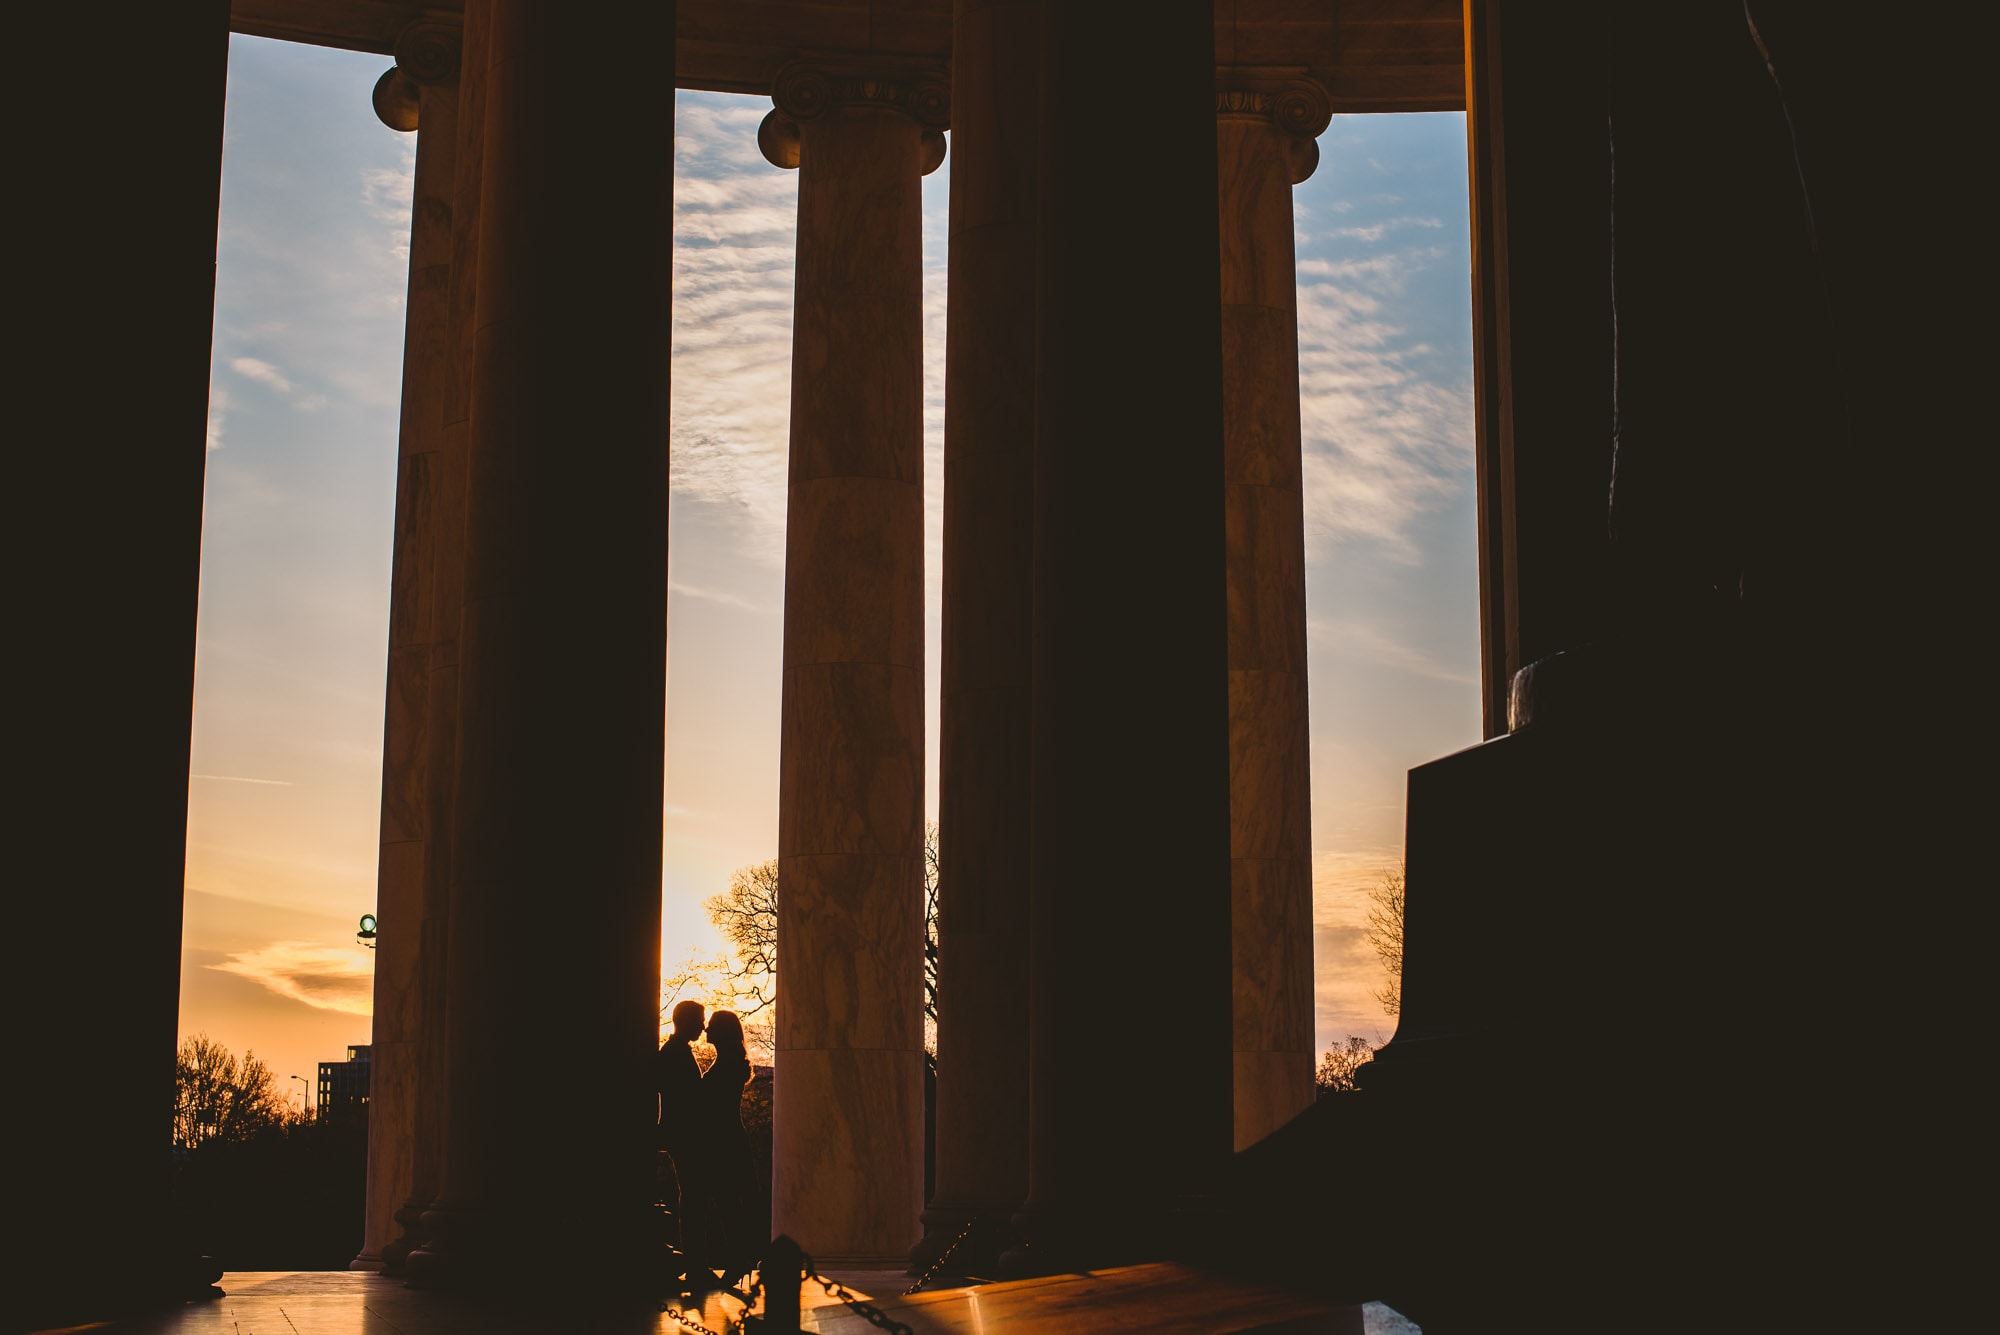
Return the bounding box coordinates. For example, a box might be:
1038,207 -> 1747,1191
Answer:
317,1045 -> 372,1124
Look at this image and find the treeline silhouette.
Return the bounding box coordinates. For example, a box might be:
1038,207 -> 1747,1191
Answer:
171,1033 -> 366,1269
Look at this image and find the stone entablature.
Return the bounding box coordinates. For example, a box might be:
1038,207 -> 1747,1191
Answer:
229,0 -> 1464,112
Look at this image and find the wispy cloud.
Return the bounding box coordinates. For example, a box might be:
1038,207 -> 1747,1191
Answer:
228,355 -> 329,413
921,156 -> 949,614
231,356 -> 292,393
669,95 -> 801,558
1332,215 -> 1446,243
669,579 -> 773,614
1308,615 -> 1480,686
361,136 -> 417,270
206,385 -> 230,451
665,93 -> 951,575
208,940 -> 374,1015
1311,847 -> 1402,1046
1313,847 -> 1403,918
191,772 -> 296,787
1297,251 -> 1429,282
1294,246 -> 1472,563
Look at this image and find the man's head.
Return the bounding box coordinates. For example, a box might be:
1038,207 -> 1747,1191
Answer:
671,999 -> 705,1041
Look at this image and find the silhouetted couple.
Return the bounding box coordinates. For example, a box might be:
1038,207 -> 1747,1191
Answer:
659,1000 -> 758,1289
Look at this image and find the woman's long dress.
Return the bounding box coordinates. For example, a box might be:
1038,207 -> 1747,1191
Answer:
697,1051 -> 760,1278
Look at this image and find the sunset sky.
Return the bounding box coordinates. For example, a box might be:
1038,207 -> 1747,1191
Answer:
179,35 -> 1479,1097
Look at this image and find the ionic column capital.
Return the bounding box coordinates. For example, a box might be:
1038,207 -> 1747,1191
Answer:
758,56 -> 950,175
1216,68 -> 1331,184
372,21 -> 463,132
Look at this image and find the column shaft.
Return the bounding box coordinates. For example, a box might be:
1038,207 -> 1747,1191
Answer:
1217,88 -> 1322,1150
918,0 -> 1039,1272
410,0 -> 674,1293
772,98 -> 929,1266
387,0 -> 488,1274
358,44 -> 459,1271
1014,3 -> 1232,1271
17,2 -> 229,1324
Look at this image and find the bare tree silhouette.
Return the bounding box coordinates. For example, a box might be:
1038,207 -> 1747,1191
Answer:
705,824 -> 941,1037
921,822 -> 939,1041
174,1032 -> 290,1149
706,859 -> 780,1017
1315,1036 -> 1377,1094
1366,863 -> 1406,1018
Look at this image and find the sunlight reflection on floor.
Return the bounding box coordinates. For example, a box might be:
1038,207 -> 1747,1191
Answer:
38,1267 -> 1421,1334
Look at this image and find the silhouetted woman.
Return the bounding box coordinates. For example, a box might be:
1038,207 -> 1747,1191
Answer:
698,1009 -> 759,1286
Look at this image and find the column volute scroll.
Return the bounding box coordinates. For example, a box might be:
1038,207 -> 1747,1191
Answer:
373,21 -> 463,132
1216,69 -> 1332,185
758,56 -> 951,175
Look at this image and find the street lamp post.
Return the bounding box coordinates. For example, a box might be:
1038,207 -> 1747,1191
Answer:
291,1074 -> 311,1124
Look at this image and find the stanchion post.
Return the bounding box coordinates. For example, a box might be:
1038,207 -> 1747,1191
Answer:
764,1234 -> 804,1332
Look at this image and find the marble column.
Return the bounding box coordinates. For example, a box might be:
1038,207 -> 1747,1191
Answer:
1216,72 -> 1329,1151
383,0 -> 489,1275
759,59 -> 945,1265
1010,5 -> 1232,1273
17,3 -> 229,1325
405,0 -> 674,1296
355,21 -> 460,1273
914,0 -> 1039,1274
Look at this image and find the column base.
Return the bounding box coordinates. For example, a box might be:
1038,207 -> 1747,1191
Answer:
376,1198 -> 430,1275
801,1252 -> 919,1269
400,1206 -> 465,1289
407,1200 -> 671,1303
994,1236 -> 1057,1281
910,1201 -> 1017,1278
21,1248 -> 225,1331
1001,1194 -> 1225,1278
404,1203 -> 513,1292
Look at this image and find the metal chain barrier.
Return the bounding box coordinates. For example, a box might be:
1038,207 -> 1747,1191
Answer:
725,1236 -> 918,1334
800,1251 -> 915,1335
660,1259 -> 757,1333
903,1217 -> 978,1296
660,1301 -> 730,1335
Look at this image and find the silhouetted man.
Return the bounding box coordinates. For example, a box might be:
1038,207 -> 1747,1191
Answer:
659,1000 -> 708,1267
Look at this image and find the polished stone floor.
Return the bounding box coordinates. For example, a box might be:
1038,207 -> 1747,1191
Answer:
34,1267 -> 1419,1334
